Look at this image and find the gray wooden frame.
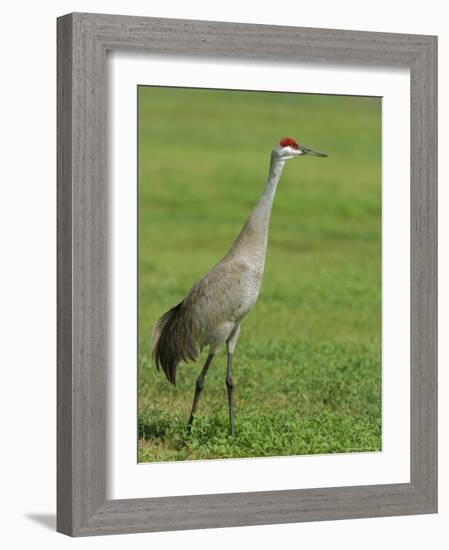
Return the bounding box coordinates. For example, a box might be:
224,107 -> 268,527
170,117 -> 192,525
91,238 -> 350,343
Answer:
57,12 -> 437,537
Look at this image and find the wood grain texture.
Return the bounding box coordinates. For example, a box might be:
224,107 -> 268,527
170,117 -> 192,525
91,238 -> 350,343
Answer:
57,12 -> 438,536
409,36 -> 438,508
57,13 -> 73,536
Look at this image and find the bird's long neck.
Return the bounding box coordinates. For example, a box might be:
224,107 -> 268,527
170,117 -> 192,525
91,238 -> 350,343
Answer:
228,154 -> 285,263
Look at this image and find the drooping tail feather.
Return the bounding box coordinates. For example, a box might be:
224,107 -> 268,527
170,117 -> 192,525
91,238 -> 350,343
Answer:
151,301 -> 199,386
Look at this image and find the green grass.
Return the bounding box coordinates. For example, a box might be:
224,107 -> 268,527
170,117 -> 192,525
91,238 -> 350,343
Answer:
138,87 -> 381,462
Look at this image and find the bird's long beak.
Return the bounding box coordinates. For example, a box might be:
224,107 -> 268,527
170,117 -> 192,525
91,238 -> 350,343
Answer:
299,145 -> 328,157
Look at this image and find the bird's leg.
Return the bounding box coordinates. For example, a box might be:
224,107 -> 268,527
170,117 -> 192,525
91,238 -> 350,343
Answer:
187,353 -> 214,434
226,324 -> 241,436
226,353 -> 235,436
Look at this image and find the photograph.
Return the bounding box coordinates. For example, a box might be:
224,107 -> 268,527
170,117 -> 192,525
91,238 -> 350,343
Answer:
137,86 -> 382,463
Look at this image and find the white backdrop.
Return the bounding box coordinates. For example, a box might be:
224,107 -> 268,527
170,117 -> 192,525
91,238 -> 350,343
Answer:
0,1 -> 446,549
109,55 -> 410,499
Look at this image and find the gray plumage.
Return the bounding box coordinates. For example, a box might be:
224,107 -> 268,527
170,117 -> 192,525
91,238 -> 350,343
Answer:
151,138 -> 327,433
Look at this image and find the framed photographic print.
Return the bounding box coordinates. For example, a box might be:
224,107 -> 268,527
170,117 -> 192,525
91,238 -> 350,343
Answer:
57,12 -> 437,536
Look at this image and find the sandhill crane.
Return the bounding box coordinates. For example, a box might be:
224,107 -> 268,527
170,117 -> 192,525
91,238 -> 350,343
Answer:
152,137 -> 327,435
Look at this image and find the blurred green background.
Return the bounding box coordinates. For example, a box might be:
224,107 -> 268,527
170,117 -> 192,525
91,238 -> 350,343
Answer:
138,86 -> 381,462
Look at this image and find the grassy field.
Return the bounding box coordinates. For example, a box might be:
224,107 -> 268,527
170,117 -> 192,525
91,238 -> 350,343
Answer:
138,87 -> 381,462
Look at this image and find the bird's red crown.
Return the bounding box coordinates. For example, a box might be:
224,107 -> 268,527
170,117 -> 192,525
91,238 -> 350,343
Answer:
279,137 -> 300,149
